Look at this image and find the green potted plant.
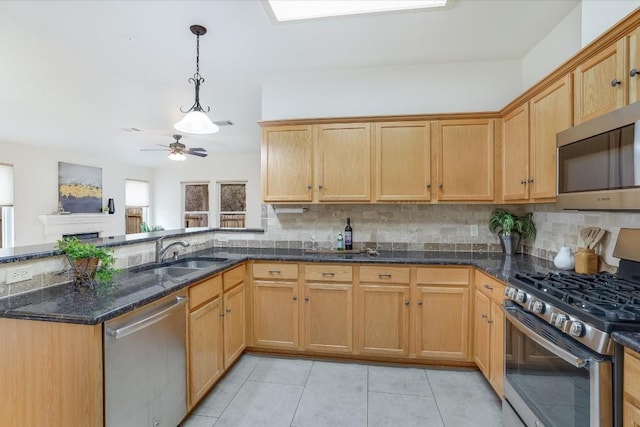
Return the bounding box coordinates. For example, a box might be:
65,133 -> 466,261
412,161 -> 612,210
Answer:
56,237 -> 120,289
488,209 -> 536,255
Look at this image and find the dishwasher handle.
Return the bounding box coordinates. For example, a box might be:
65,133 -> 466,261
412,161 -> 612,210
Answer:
106,296 -> 188,340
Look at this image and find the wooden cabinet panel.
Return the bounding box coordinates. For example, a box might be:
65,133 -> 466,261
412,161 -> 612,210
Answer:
475,270 -> 506,303
252,263 -> 299,280
357,284 -> 410,356
416,266 -> 470,286
189,275 -> 222,310
489,300 -> 505,397
223,282 -> 246,367
0,319 -> 103,427
304,264 -> 353,282
374,121 -> 431,201
415,286 -> 469,360
359,265 -> 410,284
502,103 -> 530,201
474,290 -> 491,377
253,281 -> 299,349
316,123 -> 371,202
574,39 -> 626,124
303,283 -> 353,353
435,119 -> 495,201
625,348 -> 640,427
189,296 -> 224,407
261,125 -> 314,202
629,27 -> 640,104
223,264 -> 245,291
529,74 -> 572,200
624,401 -> 640,427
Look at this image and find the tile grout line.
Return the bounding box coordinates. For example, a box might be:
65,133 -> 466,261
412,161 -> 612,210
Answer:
289,360 -> 315,427
424,368 -> 447,427
216,356 -> 264,423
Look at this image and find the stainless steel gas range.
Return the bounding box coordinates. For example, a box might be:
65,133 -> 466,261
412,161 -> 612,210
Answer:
502,228 -> 640,427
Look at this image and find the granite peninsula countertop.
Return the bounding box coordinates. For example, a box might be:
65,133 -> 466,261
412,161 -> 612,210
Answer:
0,248 -> 558,325
612,332 -> 640,353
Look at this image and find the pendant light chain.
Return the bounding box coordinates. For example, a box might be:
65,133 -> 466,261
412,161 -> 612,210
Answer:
195,32 -> 201,80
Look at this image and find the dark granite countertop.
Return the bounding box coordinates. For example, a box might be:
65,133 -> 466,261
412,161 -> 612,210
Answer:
612,332 -> 640,353
0,248 -> 558,325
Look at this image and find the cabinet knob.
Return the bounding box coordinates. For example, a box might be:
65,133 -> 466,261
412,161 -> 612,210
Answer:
481,313 -> 488,319
293,296 -> 298,301
527,178 -> 534,183
304,296 -> 309,302
631,68 -> 640,77
220,313 -> 225,318
484,284 -> 493,290
404,300 -> 410,306
268,270 -> 281,275
378,273 -> 392,279
226,308 -> 232,313
307,185 -> 312,190
611,78 -> 622,87
488,319 -> 494,324
417,300 -> 423,306
322,272 -> 335,277
426,184 -> 431,189
438,184 -> 443,189
520,179 -> 526,185
318,185 -> 323,190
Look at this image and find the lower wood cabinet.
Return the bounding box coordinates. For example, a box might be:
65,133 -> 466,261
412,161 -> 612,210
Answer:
223,266 -> 247,367
474,270 -> 506,397
252,263 -> 300,349
624,347 -> 640,427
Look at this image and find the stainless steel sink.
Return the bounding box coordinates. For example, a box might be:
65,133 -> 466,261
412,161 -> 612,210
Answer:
170,257 -> 228,268
130,257 -> 229,277
149,266 -> 201,277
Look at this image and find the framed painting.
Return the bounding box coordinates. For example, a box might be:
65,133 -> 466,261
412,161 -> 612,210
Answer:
58,162 -> 103,213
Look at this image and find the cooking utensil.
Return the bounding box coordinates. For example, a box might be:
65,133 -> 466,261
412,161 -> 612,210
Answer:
580,227 -> 602,248
588,228 -> 606,250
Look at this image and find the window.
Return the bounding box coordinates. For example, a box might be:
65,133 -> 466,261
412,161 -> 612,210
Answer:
125,179 -> 150,234
183,183 -> 209,228
0,164 -> 14,248
219,182 -> 246,228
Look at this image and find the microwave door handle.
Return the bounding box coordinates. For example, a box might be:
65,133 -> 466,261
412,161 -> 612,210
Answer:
502,305 -> 587,368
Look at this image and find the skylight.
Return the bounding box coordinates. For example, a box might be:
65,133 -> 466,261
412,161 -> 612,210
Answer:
267,0 -> 447,22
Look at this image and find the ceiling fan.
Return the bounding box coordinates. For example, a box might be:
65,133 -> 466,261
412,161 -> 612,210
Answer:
140,134 -> 208,161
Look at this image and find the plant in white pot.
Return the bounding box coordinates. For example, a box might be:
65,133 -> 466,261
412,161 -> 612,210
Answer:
488,209 -> 536,255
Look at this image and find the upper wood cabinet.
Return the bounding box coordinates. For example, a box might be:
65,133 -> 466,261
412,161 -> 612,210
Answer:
374,121 -> 431,201
316,123 -> 371,202
434,119 -> 495,201
261,125 -> 314,202
529,74 -> 572,200
502,74 -> 572,202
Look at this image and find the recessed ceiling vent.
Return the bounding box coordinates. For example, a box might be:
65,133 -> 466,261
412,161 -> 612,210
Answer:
213,120 -> 234,126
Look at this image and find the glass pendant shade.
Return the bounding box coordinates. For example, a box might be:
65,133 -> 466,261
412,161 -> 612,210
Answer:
174,110 -> 219,135
168,152 -> 187,161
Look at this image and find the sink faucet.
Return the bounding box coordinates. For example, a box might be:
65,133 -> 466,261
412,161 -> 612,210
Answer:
155,237 -> 190,262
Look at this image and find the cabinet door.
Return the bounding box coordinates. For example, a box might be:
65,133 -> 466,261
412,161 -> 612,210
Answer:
253,281 -> 299,349
357,284 -> 410,356
303,283 -> 353,353
435,119 -> 494,201
629,27 -> 640,104
474,290 -> 491,378
317,123 -> 371,202
261,125 -> 314,202
189,296 -> 224,406
223,283 -> 246,368
574,39 -> 626,124
529,74 -> 572,200
502,104 -> 530,201
374,121 -> 431,201
489,301 -> 505,397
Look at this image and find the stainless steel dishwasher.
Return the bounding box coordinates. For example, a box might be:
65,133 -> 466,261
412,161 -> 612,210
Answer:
104,292 -> 188,427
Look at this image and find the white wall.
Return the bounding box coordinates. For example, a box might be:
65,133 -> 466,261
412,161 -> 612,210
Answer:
261,60 -> 522,120
582,0 -> 640,46
521,4 -> 582,90
152,151 -> 261,230
0,140 -> 152,246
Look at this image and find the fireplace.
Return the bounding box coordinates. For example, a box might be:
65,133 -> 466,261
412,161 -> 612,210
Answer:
62,232 -> 100,242
38,213 -> 119,243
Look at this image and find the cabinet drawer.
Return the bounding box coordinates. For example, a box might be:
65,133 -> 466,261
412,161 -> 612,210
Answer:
305,264 -> 353,282
625,348 -> 640,400
416,267 -> 469,286
223,264 -> 245,291
252,263 -> 298,280
475,270 -> 506,304
189,275 -> 223,310
359,266 -> 409,284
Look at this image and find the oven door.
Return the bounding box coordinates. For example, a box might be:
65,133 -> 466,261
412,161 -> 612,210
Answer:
502,303 -> 612,427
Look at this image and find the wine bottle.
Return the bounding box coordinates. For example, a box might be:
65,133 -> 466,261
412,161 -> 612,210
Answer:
344,218 -> 353,250
337,232 -> 344,251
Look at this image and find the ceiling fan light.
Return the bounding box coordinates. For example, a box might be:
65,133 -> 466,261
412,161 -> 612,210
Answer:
174,110 -> 220,135
168,151 -> 187,161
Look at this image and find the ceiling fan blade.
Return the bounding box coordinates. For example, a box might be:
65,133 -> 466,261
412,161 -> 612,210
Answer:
157,144 -> 170,148
188,147 -> 206,152
188,151 -> 208,158
140,148 -> 169,152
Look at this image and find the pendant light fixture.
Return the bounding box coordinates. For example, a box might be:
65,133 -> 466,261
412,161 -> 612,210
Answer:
174,25 -> 219,135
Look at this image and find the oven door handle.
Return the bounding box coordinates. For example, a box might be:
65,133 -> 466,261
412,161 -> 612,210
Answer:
502,306 -> 588,368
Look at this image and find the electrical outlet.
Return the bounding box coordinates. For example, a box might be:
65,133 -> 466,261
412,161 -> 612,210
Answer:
6,265 -> 34,284
470,224 -> 479,237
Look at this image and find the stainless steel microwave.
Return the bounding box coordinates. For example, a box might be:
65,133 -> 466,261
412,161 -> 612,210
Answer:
556,101 -> 640,211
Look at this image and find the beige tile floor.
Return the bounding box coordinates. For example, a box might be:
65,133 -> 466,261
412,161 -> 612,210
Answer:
180,354 -> 502,427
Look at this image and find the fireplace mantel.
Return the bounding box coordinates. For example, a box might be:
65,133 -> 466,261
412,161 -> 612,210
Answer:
38,214 -> 119,243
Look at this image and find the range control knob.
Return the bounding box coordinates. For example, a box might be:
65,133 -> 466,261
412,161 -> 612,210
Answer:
550,313 -> 568,329
569,321 -> 585,337
515,291 -> 527,304
505,287 -> 517,299
528,300 -> 545,314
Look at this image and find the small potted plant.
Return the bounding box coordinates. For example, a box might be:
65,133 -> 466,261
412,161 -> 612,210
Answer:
488,209 -> 536,255
56,237 -> 120,289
